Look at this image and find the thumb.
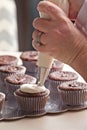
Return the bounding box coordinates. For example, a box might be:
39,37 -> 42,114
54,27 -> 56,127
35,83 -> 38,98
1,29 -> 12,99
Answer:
37,1 -> 67,20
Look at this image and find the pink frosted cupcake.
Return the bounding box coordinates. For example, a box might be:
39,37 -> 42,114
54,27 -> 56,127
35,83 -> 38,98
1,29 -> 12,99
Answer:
20,51 -> 39,77
48,71 -> 78,100
0,65 -> 26,93
58,81 -> 87,107
14,83 -> 50,114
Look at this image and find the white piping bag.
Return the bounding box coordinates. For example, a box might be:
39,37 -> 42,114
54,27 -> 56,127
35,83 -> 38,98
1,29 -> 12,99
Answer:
38,0 -> 69,86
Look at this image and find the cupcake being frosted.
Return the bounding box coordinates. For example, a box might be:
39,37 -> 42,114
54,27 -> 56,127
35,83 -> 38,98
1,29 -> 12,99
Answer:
14,83 -> 50,114
20,83 -> 47,94
5,73 -> 37,109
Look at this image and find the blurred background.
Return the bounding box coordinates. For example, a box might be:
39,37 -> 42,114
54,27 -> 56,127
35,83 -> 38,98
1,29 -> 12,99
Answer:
0,0 -> 40,52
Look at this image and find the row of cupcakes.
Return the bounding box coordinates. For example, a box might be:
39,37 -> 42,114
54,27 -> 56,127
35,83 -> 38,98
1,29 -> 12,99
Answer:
13,51 -> 87,112
20,51 -> 64,77
0,52 -> 64,97
13,80 -> 87,114
0,54 -> 37,109
0,54 -> 50,113
0,53 -> 87,114
0,54 -> 50,114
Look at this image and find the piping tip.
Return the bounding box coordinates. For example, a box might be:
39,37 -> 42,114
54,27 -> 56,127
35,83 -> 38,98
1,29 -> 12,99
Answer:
38,67 -> 50,86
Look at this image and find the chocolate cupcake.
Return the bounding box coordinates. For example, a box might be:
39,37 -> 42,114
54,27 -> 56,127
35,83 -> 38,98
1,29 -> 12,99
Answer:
50,59 -> 64,72
0,65 -> 26,93
0,55 -> 18,91
0,55 -> 18,66
14,83 -> 50,114
5,73 -> 36,108
44,59 -> 64,88
20,51 -> 39,77
58,81 -> 87,107
48,71 -> 78,100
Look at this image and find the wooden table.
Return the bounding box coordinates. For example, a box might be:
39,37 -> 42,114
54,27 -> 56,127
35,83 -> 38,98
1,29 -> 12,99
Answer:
0,51 -> 86,130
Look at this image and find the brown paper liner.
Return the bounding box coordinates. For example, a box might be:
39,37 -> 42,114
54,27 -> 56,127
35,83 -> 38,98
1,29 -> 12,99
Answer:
22,60 -> 39,73
48,79 -> 77,100
58,88 -> 87,106
14,90 -> 50,113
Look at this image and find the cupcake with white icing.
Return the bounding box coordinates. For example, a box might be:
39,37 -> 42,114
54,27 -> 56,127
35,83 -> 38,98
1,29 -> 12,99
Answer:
5,73 -> 36,103
14,84 -> 50,114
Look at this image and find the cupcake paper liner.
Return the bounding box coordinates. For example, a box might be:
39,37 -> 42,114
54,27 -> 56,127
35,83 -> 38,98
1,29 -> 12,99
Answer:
5,81 -> 21,109
0,72 -> 12,94
22,60 -> 39,73
48,79 -> 77,101
58,89 -> 87,106
14,92 -> 50,113
5,80 -> 20,96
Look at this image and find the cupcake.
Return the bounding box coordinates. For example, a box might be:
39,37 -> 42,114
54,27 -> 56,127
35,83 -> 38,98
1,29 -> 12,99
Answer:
58,81 -> 87,107
5,73 -> 37,107
0,65 -> 26,93
50,59 -> 64,72
14,83 -> 50,114
0,55 -> 18,66
0,92 -> 5,114
44,59 -> 64,88
0,55 -> 18,92
20,51 -> 39,77
48,71 -> 78,100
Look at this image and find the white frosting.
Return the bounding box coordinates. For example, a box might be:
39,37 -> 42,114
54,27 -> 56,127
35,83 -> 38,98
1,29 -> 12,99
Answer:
20,83 -> 46,93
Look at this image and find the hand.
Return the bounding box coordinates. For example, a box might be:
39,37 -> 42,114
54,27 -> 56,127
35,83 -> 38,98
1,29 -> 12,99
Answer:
32,1 -> 87,65
68,0 -> 85,20
44,0 -> 69,16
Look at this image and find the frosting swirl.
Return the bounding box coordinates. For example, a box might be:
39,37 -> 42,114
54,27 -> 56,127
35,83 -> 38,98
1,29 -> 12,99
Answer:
20,83 -> 46,93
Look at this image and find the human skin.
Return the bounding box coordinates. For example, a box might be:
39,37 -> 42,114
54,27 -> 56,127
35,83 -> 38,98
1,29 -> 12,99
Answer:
32,1 -> 87,81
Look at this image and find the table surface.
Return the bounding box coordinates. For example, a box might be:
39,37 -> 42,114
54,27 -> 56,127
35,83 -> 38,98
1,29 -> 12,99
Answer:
0,51 -> 87,130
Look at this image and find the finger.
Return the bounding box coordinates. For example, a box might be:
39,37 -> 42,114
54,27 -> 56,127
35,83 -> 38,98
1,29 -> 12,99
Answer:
37,1 -> 66,20
32,40 -> 46,52
32,30 -> 47,45
33,18 -> 51,33
32,30 -> 40,40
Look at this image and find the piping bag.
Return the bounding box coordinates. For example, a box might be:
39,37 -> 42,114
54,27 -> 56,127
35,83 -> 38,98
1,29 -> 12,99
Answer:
37,0 -> 69,86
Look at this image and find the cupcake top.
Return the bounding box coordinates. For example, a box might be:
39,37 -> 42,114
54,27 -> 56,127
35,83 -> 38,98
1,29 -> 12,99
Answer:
6,73 -> 36,85
15,83 -> 50,97
0,65 -> 26,74
51,59 -> 64,69
0,55 -> 18,66
20,83 -> 46,93
49,71 -> 78,81
59,81 -> 87,91
20,51 -> 38,61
